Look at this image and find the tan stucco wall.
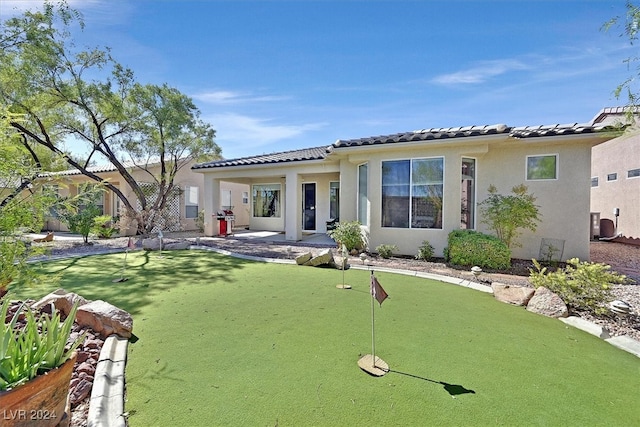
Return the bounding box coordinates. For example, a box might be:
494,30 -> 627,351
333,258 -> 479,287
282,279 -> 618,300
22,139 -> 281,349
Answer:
337,136 -> 596,261
196,161 -> 340,237
39,160 -> 248,235
591,130 -> 640,239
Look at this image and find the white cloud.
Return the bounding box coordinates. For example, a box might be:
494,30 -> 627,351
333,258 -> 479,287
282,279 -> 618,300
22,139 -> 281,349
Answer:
193,90 -> 291,105
208,113 -> 327,155
431,59 -> 529,85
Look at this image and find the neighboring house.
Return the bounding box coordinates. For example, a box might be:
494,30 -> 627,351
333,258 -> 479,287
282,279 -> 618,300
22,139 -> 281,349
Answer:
194,120 -> 616,261
38,160 -> 249,235
590,107 -> 640,242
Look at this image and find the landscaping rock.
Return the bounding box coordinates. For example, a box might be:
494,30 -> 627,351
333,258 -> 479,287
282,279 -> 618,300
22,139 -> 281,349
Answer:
303,249 -> 336,267
31,288 -> 89,317
164,241 -> 190,250
295,252 -> 312,265
142,238 -> 164,250
76,300 -> 133,338
491,282 -> 535,306
70,378 -> 93,407
526,286 -> 569,318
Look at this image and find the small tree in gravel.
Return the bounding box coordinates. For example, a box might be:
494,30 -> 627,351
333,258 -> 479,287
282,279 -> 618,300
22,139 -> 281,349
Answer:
58,184 -> 104,244
479,184 -> 541,250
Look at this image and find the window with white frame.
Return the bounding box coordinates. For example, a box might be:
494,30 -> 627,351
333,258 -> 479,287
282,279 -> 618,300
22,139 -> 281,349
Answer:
381,158 -> 443,229
628,168 -> 640,178
357,163 -> 368,226
253,184 -> 281,217
329,181 -> 340,220
185,186 -> 199,219
607,173 -> 617,182
526,154 -> 557,180
242,191 -> 249,204
591,177 -> 599,187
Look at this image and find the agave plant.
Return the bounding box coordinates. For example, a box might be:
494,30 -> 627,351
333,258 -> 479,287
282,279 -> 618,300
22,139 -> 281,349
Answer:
0,298 -> 85,391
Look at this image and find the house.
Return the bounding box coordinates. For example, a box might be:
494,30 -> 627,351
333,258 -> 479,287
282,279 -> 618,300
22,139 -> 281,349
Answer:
38,159 -> 249,235
194,121 -> 617,261
590,107 -> 640,243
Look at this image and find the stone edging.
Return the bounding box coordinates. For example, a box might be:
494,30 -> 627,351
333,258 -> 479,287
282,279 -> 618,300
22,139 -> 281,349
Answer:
87,335 -> 128,427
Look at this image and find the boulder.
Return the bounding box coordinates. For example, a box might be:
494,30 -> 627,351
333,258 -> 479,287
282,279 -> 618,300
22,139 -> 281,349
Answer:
526,286 -> 569,318
31,289 -> 89,317
165,241 -> 190,250
142,238 -> 161,250
76,300 -> 133,339
303,249 -> 336,267
295,252 -> 313,265
491,283 -> 535,306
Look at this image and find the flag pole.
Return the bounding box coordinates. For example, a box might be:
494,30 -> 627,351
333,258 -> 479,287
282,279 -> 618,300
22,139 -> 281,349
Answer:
370,270 -> 376,368
357,269 -> 388,376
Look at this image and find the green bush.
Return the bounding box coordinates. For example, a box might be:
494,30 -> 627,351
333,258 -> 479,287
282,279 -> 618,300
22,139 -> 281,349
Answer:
92,215 -> 119,238
327,221 -> 364,252
445,229 -> 511,269
416,240 -> 434,261
196,210 -> 205,233
376,244 -> 398,259
529,258 -> 628,315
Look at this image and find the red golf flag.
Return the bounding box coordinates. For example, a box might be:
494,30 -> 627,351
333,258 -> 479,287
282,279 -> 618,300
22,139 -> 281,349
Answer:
370,274 -> 388,306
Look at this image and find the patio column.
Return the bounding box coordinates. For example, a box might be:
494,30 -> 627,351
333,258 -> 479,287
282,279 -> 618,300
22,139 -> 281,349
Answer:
285,171 -> 301,241
203,176 -> 221,236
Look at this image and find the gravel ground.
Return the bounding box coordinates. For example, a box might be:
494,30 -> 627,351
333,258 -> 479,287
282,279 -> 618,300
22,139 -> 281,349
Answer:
31,233 -> 640,342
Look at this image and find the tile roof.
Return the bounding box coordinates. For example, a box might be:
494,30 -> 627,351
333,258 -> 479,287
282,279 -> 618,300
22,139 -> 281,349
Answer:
192,121 -> 618,171
334,123 -> 613,147
192,146 -> 332,170
508,123 -> 608,138
39,163 -> 121,177
333,124 -> 510,147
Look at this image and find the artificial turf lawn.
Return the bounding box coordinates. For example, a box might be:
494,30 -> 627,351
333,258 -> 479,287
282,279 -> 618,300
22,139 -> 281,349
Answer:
16,249 -> 640,426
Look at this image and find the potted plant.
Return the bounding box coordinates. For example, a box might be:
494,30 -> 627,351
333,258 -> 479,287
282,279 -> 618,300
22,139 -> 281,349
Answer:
0,298 -> 84,427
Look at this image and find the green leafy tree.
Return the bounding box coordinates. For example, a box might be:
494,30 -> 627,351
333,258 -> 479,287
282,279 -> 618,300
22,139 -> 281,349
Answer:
0,107 -> 55,294
57,184 -> 104,244
479,184 -> 541,249
603,2 -> 640,114
0,1 -> 221,235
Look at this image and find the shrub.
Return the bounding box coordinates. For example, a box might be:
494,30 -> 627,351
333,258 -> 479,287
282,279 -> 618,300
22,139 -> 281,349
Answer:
376,244 -> 398,259
196,210 -> 205,233
327,221 -> 364,252
529,258 -> 628,315
445,229 -> 511,269
92,215 -> 119,238
416,240 -> 434,261
479,184 -> 541,249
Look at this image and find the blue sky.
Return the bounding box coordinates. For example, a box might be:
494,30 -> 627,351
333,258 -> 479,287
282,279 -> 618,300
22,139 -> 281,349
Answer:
0,0 -> 636,160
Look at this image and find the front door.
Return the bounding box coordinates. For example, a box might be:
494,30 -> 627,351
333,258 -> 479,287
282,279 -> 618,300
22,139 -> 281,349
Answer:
303,183 -> 316,231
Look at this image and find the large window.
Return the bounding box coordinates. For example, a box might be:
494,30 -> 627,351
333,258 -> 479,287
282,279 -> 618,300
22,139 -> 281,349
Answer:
381,158 -> 443,229
185,186 -> 199,219
252,184 -> 281,217
526,154 -> 557,180
357,164 -> 368,226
